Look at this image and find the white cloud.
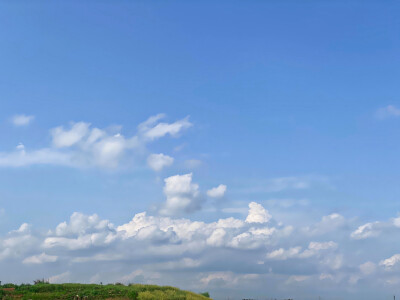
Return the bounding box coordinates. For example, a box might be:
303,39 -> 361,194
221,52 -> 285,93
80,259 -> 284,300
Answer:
376,105 -> 400,119
0,147 -> 73,167
245,202 -> 271,223
13,223 -> 31,234
300,241 -> 338,259
380,254 -> 400,270
391,215 -> 400,227
159,173 -> 202,216
116,201 -> 279,253
51,122 -> 91,148
147,153 -> 174,171
53,212 -> 114,236
0,223 -> 38,261
351,222 -> 382,240
266,247 -> 302,260
207,184 -> 227,198
12,114 -> 35,126
138,114 -> 192,141
266,241 -> 337,261
206,228 -> 226,247
0,114 -> 191,169
23,252 -> 58,264
44,212 -> 116,250
307,241 -> 337,251
348,214 -> 400,241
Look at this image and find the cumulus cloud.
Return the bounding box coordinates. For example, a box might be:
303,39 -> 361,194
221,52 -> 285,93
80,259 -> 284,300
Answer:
0,223 -> 38,261
147,153 -> 174,171
245,202 -> 271,223
0,114 -> 191,169
44,212 -> 116,250
159,173 -> 202,216
12,114 -> 35,126
2,201 -> 283,267
207,184 -> 227,198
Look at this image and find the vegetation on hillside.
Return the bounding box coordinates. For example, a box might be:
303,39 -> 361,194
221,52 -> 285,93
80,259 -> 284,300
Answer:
0,282 -> 211,300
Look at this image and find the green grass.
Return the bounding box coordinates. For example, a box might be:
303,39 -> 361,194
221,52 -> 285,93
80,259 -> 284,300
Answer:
0,283 -> 211,300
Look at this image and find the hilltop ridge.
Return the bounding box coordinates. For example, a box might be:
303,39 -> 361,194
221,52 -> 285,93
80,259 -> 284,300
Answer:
0,282 -> 211,299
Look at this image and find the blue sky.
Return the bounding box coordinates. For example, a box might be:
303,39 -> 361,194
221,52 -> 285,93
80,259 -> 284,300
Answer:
0,1 -> 400,299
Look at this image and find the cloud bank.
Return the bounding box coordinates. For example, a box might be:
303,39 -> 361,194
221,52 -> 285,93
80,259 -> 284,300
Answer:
2,202 -> 400,299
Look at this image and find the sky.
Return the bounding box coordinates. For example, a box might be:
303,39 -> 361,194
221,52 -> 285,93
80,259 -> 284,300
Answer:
0,1 -> 400,299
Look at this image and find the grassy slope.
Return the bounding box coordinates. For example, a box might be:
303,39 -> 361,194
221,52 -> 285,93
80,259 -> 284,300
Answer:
0,283 -> 211,300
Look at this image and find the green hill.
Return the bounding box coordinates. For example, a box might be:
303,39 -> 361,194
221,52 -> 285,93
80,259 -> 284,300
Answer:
0,283 -> 212,300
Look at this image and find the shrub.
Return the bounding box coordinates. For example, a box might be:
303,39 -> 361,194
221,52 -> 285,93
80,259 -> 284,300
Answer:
200,292 -> 210,298
128,290 -> 139,299
34,278 -> 49,285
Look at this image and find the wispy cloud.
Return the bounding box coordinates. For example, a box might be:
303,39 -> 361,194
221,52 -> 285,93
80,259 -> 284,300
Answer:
235,175 -> 330,194
375,105 -> 400,119
184,159 -> 202,169
23,252 -> 58,264
11,114 -> 35,126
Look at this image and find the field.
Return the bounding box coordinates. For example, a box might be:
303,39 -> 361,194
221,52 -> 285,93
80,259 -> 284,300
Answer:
0,283 -> 211,300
